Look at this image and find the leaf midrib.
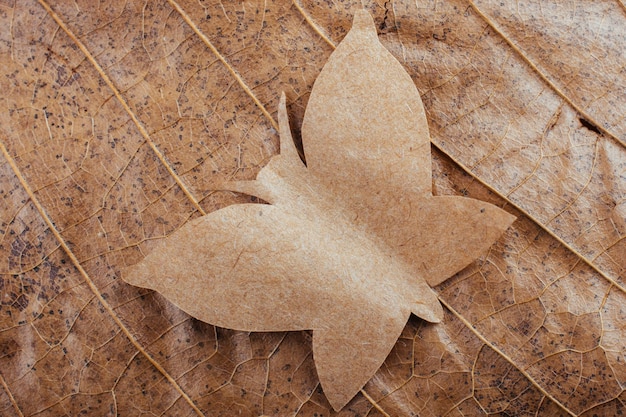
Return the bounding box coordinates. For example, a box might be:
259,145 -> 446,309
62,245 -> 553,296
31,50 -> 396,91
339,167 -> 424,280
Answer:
0,372 -> 24,417
469,0 -> 626,147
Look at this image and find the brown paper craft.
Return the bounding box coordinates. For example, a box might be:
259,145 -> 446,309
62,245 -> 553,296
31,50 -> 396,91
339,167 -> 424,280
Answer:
123,10 -> 516,411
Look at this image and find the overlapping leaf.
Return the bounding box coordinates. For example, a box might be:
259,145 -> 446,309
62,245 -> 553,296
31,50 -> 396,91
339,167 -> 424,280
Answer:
0,0 -> 624,416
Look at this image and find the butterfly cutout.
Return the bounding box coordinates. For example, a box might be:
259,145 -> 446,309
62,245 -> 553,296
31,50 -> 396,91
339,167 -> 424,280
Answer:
124,10 -> 516,411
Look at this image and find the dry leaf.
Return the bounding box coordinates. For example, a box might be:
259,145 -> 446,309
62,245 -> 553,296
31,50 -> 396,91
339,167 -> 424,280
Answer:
0,1 -> 624,416
123,11 -> 514,410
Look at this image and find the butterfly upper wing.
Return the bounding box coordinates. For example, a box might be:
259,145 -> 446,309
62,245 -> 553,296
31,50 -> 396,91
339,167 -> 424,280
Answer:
301,11 -> 432,205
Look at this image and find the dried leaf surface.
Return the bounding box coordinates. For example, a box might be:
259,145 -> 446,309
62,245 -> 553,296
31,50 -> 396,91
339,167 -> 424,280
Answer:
1,1 -> 625,416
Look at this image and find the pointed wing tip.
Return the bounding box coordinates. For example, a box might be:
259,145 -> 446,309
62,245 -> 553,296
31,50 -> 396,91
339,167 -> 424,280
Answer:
505,211 -> 517,227
121,261 -> 152,290
493,207 -> 517,234
473,200 -> 516,235
326,393 -> 351,413
313,308 -> 411,412
321,366 -> 370,412
428,306 -> 444,323
412,299 -> 444,324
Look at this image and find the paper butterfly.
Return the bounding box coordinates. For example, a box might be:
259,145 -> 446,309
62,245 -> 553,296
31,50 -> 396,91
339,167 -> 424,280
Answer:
124,10 -> 515,410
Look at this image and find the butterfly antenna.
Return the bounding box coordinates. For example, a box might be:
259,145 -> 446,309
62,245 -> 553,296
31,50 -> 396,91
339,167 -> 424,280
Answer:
278,92 -> 305,167
205,93 -> 302,205
208,179 -> 273,202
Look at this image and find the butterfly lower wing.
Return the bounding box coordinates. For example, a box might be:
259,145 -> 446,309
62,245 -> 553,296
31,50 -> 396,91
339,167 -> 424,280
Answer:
313,306 -> 410,411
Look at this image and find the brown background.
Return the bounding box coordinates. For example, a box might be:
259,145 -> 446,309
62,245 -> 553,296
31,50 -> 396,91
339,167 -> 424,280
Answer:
1,1 -> 625,416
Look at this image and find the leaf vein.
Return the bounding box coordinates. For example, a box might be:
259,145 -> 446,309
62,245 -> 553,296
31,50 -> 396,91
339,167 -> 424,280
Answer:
0,373 -> 24,417
468,0 -> 625,147
439,298 -> 578,417
168,0 -> 279,132
35,0 -> 206,217
0,139 -> 206,417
